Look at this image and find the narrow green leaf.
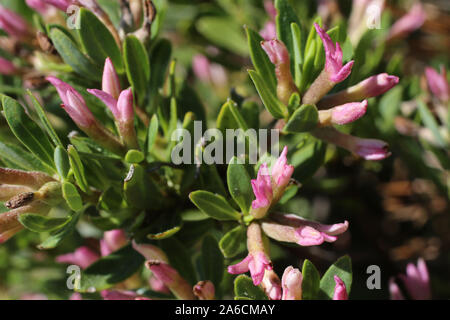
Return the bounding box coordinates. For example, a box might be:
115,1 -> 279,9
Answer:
291,23 -> 303,88
219,225 -> 246,258
246,27 -> 276,93
54,146 -> 70,180
301,259 -> 321,300
50,28 -> 102,80
77,244 -> 145,292
319,255 -> 352,300
189,190 -> 241,221
234,275 -> 268,300
1,95 -> 55,169
62,181 -> 83,212
283,104 -> 319,133
147,114 -> 159,156
38,210 -> 81,249
27,90 -> 63,148
196,17 -> 248,56
248,70 -> 287,119
19,214 -> 71,233
275,0 -> 301,66
77,8 -> 123,72
0,141 -> 52,174
227,158 -> 252,214
417,100 -> 447,148
67,145 -> 88,193
160,237 -> 197,285
123,35 -> 150,104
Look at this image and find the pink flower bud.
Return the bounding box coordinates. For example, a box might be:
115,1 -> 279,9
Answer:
281,266 -> 302,300
101,290 -> 148,300
69,292 -> 83,300
353,137 -> 390,161
388,3 -> 426,41
262,213 -> 349,247
0,57 -> 17,75
271,146 -> 294,189
251,163 -> 273,210
26,0 -> 50,14
261,39 -> 298,105
42,0 -> 73,11
0,5 -> 30,39
87,88 -> 119,119
425,66 -> 449,103
149,275 -> 170,294
193,281 -> 215,300
389,278 -> 404,300
192,54 -> 211,83
56,246 -> 100,269
261,39 -> 290,67
228,252 -> 273,286
100,229 -> 127,256
145,260 -> 195,300
260,21 -> 276,41
102,58 -> 121,100
47,76 -> 96,128
329,100 -> 368,125
398,258 -> 431,300
314,23 -> 354,83
262,269 -> 282,300
117,88 -> 134,123
264,0 -> 277,20
132,240 -> 169,262
332,275 -> 348,300
313,127 -> 391,161
360,73 -> 400,97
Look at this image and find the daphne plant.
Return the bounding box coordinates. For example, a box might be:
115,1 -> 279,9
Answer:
0,0 -> 444,301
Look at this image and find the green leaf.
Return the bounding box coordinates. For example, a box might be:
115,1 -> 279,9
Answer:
319,255 -> 352,300
146,114 -> 159,158
160,237 -> 197,285
283,104 -> 319,133
275,0 -> 301,66
54,146 -> 70,181
123,35 -> 150,105
62,181 -> 83,212
234,275 -> 268,300
246,27 -> 276,93
77,244 -> 145,292
201,235 -> 224,287
50,27 -> 102,80
27,90 -> 63,148
291,136 -> 326,182
1,95 -> 55,169
180,210 -> 210,222
77,8 -> 123,73
291,22 -> 304,88
68,145 -> 88,193
417,100 -> 447,148
248,70 -> 287,119
196,16 -> 248,56
189,191 -> 241,221
0,141 -> 52,174
219,225 -> 246,258
38,210 -> 81,249
124,164 -> 162,210
18,214 -> 71,233
149,38 -> 172,92
227,158 -> 253,214
301,259 -> 321,300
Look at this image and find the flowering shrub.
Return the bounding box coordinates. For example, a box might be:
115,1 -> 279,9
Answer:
0,0 -> 448,300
